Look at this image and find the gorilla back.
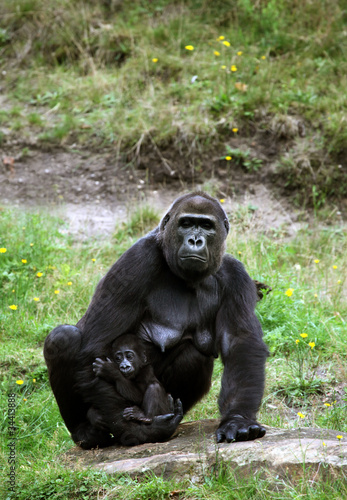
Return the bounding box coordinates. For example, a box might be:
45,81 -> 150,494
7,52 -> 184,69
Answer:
44,192 -> 268,449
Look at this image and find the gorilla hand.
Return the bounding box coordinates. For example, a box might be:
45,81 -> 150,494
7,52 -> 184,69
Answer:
151,398 -> 183,439
216,415 -> 266,443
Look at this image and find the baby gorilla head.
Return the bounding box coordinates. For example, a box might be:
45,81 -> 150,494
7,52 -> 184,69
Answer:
112,335 -> 147,379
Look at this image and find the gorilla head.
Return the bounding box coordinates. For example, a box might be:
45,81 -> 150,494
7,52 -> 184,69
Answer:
158,192 -> 229,281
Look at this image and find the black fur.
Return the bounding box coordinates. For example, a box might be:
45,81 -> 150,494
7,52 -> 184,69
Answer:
44,192 -> 268,448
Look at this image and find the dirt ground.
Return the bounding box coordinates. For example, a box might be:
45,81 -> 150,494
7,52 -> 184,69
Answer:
0,145 -> 328,238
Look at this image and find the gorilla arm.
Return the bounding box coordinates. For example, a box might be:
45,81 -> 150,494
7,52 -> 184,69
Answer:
215,255 -> 269,442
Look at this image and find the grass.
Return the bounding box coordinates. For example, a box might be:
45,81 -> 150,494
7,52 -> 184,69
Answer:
0,0 -> 347,202
0,205 -> 346,499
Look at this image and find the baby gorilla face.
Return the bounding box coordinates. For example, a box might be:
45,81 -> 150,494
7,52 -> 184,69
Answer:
114,348 -> 140,379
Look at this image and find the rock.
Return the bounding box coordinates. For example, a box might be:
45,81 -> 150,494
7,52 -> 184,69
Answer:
63,419 -> 346,482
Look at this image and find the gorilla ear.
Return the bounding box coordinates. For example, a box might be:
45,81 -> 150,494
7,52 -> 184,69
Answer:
224,217 -> 230,234
160,213 -> 170,230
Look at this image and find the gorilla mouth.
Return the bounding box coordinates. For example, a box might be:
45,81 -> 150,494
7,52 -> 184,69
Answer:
180,255 -> 207,262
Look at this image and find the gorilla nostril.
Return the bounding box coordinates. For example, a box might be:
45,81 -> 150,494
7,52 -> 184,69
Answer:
188,238 -> 195,247
196,239 -> 203,248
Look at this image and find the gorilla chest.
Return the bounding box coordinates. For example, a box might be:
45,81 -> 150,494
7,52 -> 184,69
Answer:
138,280 -> 219,355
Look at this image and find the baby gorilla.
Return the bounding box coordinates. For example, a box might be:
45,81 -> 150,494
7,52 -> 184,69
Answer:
92,334 -> 174,424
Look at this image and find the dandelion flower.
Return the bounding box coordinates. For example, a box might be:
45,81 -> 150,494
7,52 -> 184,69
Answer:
237,51 -> 243,56
218,36 -> 225,41
337,435 -> 343,440
33,379 -> 36,383
33,297 -> 40,302
285,288 -> 294,297
0,248 -> 7,253
185,45 -> 194,51
231,65 -> 237,72
214,51 -> 220,56
297,412 -> 305,419
238,251 -> 242,256
333,265 -> 337,269
36,272 -> 43,277
225,156 -> 232,161
152,58 -> 158,63
232,127 -> 238,133
322,442 -> 326,446
337,280 -> 341,284
12,289 -> 15,293
22,259 -> 27,264
221,65 -> 227,70
314,293 -> 318,298
300,333 -> 308,338
54,290 -> 60,295
308,341 -> 315,349
222,41 -> 230,47
220,199 -> 225,203
23,398 -> 27,401
92,258 -> 96,262
67,281 -> 72,286
261,55 -> 266,60
324,403 -> 331,407
314,259 -> 320,264
30,243 -> 34,247
9,305 -> 17,310
16,380 -> 24,385
295,339 -> 300,344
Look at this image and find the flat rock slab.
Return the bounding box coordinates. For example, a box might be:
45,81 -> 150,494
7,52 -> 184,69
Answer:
64,420 -> 347,482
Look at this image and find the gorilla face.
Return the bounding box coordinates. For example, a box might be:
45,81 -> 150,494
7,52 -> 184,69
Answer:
159,192 -> 229,282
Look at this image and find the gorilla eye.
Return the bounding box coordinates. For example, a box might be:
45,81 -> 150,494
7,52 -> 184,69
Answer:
180,219 -> 191,228
201,221 -> 214,230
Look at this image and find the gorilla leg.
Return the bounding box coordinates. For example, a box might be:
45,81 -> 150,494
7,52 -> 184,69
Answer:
44,325 -> 114,448
158,342 -> 214,413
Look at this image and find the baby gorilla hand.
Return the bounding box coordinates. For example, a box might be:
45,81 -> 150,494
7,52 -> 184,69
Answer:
92,357 -> 117,382
216,415 -> 266,443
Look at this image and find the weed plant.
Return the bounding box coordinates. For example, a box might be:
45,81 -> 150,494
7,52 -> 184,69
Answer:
0,206 -> 346,499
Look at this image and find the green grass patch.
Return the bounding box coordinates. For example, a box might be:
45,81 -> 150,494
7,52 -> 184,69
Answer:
0,0 -> 346,201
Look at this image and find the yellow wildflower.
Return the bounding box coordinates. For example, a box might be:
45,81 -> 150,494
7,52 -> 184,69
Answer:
36,272 -> 43,277
92,258 -> 96,262
16,380 -> 24,385
337,435 -> 343,440
67,281 -> 72,286
33,297 -> 40,302
295,339 -> 300,344
285,288 -> 294,297
218,36 -> 225,40
24,398 -> 27,401
337,280 -> 341,284
308,342 -> 315,349
322,442 -> 326,446
22,259 -> 27,264
333,265 -> 337,269
222,41 -> 230,47
238,251 -> 242,255
232,127 -> 238,133
185,45 -> 194,51
30,243 -> 34,247
221,65 -> 227,70
324,403 -> 331,407
225,156 -> 232,161
220,199 -> 225,203
261,55 -> 266,60
300,333 -> 308,338
54,290 -> 60,295
297,412 -> 305,419
214,51 -> 220,56
314,259 -> 320,264
237,51 -> 243,56
0,248 -> 7,253
314,293 -> 318,298
33,379 -> 36,383
152,58 -> 158,63
9,305 -> 17,310
231,65 -> 237,72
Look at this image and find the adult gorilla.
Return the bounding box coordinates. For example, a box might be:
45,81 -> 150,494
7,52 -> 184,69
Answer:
44,192 -> 269,449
